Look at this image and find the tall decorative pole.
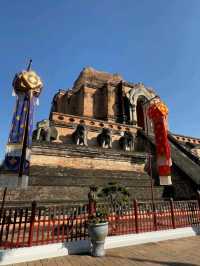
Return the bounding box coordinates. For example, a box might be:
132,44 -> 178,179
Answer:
148,99 -> 172,186
4,60 -> 43,186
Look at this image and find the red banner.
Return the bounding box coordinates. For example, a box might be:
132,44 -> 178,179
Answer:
148,101 -> 172,185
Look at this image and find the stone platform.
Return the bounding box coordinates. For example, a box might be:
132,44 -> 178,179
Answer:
0,142 -> 166,203
1,135 -> 199,204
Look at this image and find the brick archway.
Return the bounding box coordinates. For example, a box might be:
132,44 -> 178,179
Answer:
128,86 -> 154,132
136,97 -> 145,129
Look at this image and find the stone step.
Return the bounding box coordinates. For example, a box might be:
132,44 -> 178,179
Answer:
30,167 -> 149,178
0,185 -> 164,203
30,167 -> 151,187
29,172 -> 152,186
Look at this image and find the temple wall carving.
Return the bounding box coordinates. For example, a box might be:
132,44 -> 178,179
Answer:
49,113 -> 138,151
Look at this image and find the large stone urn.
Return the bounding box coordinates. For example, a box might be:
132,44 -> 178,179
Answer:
88,222 -> 108,257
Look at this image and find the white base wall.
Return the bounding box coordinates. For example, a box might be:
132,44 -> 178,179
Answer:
0,226 -> 199,265
0,240 -> 90,265
105,226 -> 200,249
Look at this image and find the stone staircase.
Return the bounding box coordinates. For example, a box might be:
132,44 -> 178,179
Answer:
2,132 -> 198,204
0,185 -> 165,204
0,167 -> 165,204
29,168 -> 151,187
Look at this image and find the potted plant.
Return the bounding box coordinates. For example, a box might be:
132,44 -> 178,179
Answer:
88,208 -> 109,257
88,186 -> 108,257
88,183 -> 130,257
98,182 -> 130,206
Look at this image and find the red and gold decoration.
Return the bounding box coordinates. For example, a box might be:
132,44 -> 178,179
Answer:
148,100 -> 172,185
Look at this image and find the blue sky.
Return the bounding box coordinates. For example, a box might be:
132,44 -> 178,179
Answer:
1,0 -> 200,160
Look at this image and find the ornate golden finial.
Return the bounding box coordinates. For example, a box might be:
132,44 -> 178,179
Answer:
12,60 -> 43,97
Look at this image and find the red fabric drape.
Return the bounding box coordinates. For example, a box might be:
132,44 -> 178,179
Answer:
148,101 -> 172,178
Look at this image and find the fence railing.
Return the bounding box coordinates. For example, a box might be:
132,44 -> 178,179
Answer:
0,199 -> 200,249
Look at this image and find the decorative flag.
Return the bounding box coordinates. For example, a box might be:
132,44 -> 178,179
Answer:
148,100 -> 172,185
4,67 -> 43,176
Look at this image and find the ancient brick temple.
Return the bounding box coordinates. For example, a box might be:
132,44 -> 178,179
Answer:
1,67 -> 200,203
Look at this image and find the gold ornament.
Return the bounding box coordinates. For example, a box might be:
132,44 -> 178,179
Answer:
13,70 -> 43,97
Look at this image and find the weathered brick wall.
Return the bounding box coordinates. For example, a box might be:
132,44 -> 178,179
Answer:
93,87 -> 107,119
19,143 -> 165,202
107,84 -> 116,121
83,86 -> 96,117
0,185 -> 165,202
30,144 -> 145,172
51,113 -> 138,150
67,90 -> 84,116
31,154 -> 144,172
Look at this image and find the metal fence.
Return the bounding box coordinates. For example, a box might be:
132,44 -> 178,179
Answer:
0,199 -> 199,249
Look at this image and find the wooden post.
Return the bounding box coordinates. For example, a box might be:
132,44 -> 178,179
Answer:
196,191 -> 200,226
28,201 -> 37,247
133,199 -> 139,233
152,202 -> 158,231
18,94 -> 30,179
88,188 -> 96,216
170,198 -> 176,229
197,190 -> 200,210
0,187 -> 7,220
88,199 -> 96,216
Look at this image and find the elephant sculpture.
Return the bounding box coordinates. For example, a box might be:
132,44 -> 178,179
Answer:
119,131 -> 135,151
97,128 -> 112,148
72,124 -> 88,146
32,119 -> 58,142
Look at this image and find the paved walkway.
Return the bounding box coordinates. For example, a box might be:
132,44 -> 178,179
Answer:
13,236 -> 200,266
